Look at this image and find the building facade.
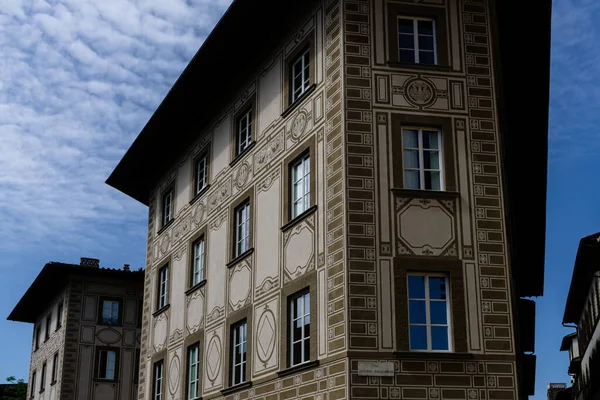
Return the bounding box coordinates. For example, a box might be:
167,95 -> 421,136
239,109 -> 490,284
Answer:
562,233 -> 600,400
108,1 -> 551,399
7,258 -> 144,400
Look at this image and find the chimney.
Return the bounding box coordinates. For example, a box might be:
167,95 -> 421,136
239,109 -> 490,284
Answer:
124,264 -> 130,272
80,257 -> 100,268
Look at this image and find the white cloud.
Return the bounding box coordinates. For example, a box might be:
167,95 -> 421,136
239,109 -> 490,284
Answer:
0,0 -> 234,258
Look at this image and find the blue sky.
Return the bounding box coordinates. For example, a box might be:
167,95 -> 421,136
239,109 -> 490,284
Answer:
0,0 -> 594,397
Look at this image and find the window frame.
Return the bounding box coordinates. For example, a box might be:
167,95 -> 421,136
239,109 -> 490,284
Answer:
397,17 -> 438,65
194,152 -> 209,197
191,236 -> 206,287
35,325 -> 41,351
289,290 -> 311,367
99,298 -> 122,326
231,94 -> 257,164
284,33 -> 316,110
237,109 -> 253,156
401,127 -> 444,191
187,343 -> 200,400
45,314 -> 52,342
95,347 -> 119,381
39,362 -> 46,393
30,371 -> 36,398
153,360 -> 164,400
407,273 -> 452,352
157,264 -> 170,311
161,186 -> 174,228
230,320 -> 248,386
234,200 -> 251,258
56,302 -> 63,331
283,137 -> 316,227
290,153 -> 311,219
291,48 -> 311,103
51,352 -> 59,384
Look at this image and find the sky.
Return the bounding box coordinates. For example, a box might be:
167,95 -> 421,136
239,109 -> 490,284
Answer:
0,0 -> 595,397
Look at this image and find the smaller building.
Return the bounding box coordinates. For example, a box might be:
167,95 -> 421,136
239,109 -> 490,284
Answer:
7,258 -> 144,400
548,384 -> 569,400
561,233 -> 600,400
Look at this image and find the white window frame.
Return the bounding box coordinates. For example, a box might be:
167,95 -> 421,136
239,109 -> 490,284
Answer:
153,361 -> 164,400
291,154 -> 311,219
237,110 -> 252,155
158,266 -> 169,310
397,16 -> 438,65
235,201 -> 250,257
187,344 -> 199,400
195,155 -> 208,195
407,274 -> 452,352
231,321 -> 247,386
102,300 -> 119,325
401,127 -> 444,191
291,49 -> 311,102
289,291 -> 311,367
162,190 -> 173,226
97,349 -> 117,380
192,237 -> 205,286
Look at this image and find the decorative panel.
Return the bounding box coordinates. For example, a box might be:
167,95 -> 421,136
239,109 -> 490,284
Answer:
76,345 -> 93,400
93,382 -> 116,400
82,295 -> 96,321
204,325 -> 224,393
285,102 -> 314,148
96,328 -> 122,345
168,350 -> 181,398
206,212 -> 227,328
186,287 -> 205,334
283,215 -> 316,283
123,299 -> 136,325
228,258 -> 252,312
123,329 -> 137,347
253,296 -> 279,376
153,313 -> 168,352
80,326 -> 95,344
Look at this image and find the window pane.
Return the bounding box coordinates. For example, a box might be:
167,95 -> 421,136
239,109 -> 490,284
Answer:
303,338 -> 310,362
398,19 -> 414,34
404,171 -> 420,190
418,20 -> 434,35
404,150 -> 419,169
399,49 -> 415,63
423,151 -> 440,170
419,51 -> 435,65
304,293 -> 310,315
424,171 -> 441,190
399,34 -> 415,49
293,319 -> 303,341
403,130 -> 419,148
293,341 -> 302,365
430,301 -> 448,325
304,315 -> 310,338
422,131 -> 439,149
429,277 -> 447,300
419,35 -> 435,52
408,276 -> 426,299
431,326 -> 449,350
409,300 -> 427,324
410,325 -> 428,350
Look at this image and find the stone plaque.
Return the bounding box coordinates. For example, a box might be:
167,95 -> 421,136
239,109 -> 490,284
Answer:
357,361 -> 395,377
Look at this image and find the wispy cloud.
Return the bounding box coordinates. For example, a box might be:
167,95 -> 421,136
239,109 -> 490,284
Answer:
549,0 -> 600,162
0,0 -> 233,259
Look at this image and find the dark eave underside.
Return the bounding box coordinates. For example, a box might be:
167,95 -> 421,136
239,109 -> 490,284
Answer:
7,263 -> 144,323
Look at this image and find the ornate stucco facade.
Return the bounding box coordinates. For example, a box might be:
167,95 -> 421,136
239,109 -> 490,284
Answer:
7,259 -> 144,400
108,1 -> 551,399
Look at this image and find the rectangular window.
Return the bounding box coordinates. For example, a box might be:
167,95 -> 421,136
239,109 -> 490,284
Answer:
56,303 -> 63,330
30,371 -> 36,398
102,300 -> 120,325
51,353 -> 59,383
187,344 -> 200,399
45,314 -> 51,341
138,299 -> 143,327
153,361 -> 164,400
289,291 -> 310,367
291,49 -> 311,102
231,321 -> 247,385
158,265 -> 169,310
195,155 -> 208,195
237,109 -> 252,155
98,349 -> 117,380
402,128 -> 443,191
291,154 -> 311,218
40,363 -> 46,392
35,325 -> 41,350
162,189 -> 173,227
235,201 -> 250,257
191,237 -> 205,287
407,274 -> 451,351
398,17 -> 437,65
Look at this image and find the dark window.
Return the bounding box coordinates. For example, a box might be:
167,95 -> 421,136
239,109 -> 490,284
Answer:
97,349 -> 118,380
56,303 -> 63,330
194,154 -> 208,195
153,361 -> 164,400
236,109 -> 252,155
39,363 -> 46,393
157,265 -> 169,310
231,320 -> 247,385
289,291 -> 310,367
45,314 -> 52,341
291,49 -> 311,102
30,371 -> 36,397
187,344 -> 200,399
162,189 -> 173,227
51,353 -> 59,383
101,300 -> 120,325
397,17 -> 437,65
35,325 -> 41,350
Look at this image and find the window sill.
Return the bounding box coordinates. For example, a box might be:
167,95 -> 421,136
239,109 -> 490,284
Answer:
386,61 -> 452,73
391,188 -> 460,200
39,389 -> 45,394
281,205 -> 318,232
230,141 -> 256,168
185,280 -> 207,296
278,360 -> 320,378
281,84 -> 317,119
50,381 -> 57,387
393,351 -> 473,360
157,218 -> 175,235
220,381 -> 252,396
55,326 -> 61,332
227,248 -> 255,268
190,185 -> 211,206
152,304 -> 170,318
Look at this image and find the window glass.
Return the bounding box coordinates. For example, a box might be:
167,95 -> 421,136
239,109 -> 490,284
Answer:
402,128 -> 443,191
290,291 -> 310,366
397,17 -> 437,65
408,274 -> 451,351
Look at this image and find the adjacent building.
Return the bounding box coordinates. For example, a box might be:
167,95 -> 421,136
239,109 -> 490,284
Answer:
548,384 -> 569,400
561,233 -> 600,400
107,1 -> 551,399
7,258 -> 144,400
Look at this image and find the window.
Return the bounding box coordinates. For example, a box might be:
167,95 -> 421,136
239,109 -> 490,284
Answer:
187,344 -> 200,399
402,128 -> 443,191
153,361 -> 164,400
30,371 -> 36,398
138,299 -> 143,327
35,325 -> 41,350
191,237 -> 205,287
234,201 -> 250,257
195,154 -> 208,195
40,363 -> 46,393
97,349 -> 117,380
291,49 -> 310,103
101,300 -> 120,325
236,109 -> 253,156
45,314 -> 51,341
162,189 -> 173,227
398,17 -> 437,65
231,321 -> 247,385
56,303 -> 63,330
289,291 -> 310,367
290,154 -> 311,218
407,274 -> 451,351
51,353 -> 59,384
157,265 -> 169,310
